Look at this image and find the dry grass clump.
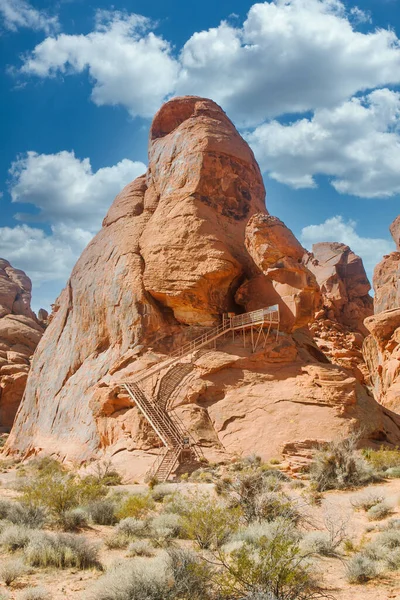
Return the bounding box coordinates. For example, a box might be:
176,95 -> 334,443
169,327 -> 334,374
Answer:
0,524 -> 33,552
127,539 -> 155,557
24,530 -> 101,570
309,435 -> 379,491
20,587 -> 51,600
346,553 -> 379,583
352,492 -> 385,512
149,513 -> 182,540
0,499 -> 46,529
0,558 -> 28,585
116,517 -> 148,538
60,507 -> 89,531
88,499 -> 117,525
367,502 -> 393,521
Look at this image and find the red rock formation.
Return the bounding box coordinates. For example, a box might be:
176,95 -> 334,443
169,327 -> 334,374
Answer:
0,259 -> 44,429
304,243 -> 373,380
363,218 -> 400,410
5,98 -> 399,478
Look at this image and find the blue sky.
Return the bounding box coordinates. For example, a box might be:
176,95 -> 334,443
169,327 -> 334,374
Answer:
0,0 -> 399,312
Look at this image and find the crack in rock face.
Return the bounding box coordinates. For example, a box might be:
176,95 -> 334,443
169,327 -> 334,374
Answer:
5,97 -> 400,479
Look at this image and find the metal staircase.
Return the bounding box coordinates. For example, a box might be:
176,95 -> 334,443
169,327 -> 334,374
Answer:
157,363 -> 194,410
122,305 -> 280,481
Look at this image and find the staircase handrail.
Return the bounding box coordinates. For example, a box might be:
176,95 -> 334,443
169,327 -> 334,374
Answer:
124,383 -> 183,447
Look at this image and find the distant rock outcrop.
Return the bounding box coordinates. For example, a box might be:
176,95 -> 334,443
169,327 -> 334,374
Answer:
6,97 -> 400,478
305,243 -> 373,381
363,218 -> 400,411
0,259 -> 44,429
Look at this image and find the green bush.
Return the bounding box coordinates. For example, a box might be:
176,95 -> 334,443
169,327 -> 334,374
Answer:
215,521 -> 318,600
24,531 -> 101,570
362,446 -> 400,473
115,494 -> 155,520
309,436 -> 379,491
20,471 -> 106,522
180,495 -> 242,549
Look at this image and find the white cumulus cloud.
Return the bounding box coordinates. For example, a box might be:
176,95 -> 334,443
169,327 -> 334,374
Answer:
18,0 -> 400,125
1,151 -> 146,309
247,89 -> 400,198
9,150 -> 146,229
20,11 -> 179,118
0,0 -> 59,34
301,216 -> 395,279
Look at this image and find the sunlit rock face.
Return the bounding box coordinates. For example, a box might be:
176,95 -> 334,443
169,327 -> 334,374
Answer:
0,259 -> 44,429
6,98 -> 399,480
363,217 -> 400,411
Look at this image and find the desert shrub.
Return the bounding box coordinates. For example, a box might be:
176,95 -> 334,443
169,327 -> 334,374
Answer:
180,495 -> 241,549
8,502 -> 47,529
151,484 -> 174,503
115,493 -> 155,520
90,460 -> 122,486
167,547 -> 213,600
116,517 -> 148,538
21,587 -> 51,600
60,507 -> 88,531
0,500 -> 46,528
24,531 -> 101,570
346,553 -> 379,583
127,539 -> 155,557
88,499 -> 117,525
352,492 -> 385,512
162,492 -> 192,516
363,446 -> 400,473
0,524 -> 32,552
231,519 -> 300,555
104,532 -> 130,550
20,471 -> 106,522
149,513 -> 182,539
367,502 -> 393,521
28,457 -> 66,477
309,435 -> 379,491
215,522 -> 318,600
0,500 -> 13,520
215,470 -> 291,523
301,531 -> 340,556
0,558 -> 28,585
89,556 -> 171,600
386,467 -> 400,478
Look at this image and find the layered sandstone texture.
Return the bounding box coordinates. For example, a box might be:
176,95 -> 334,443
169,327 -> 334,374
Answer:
0,260 -> 44,428
6,97 -> 399,479
364,217 -> 400,411
305,243 -> 373,381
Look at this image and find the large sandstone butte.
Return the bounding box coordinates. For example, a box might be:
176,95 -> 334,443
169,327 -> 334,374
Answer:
0,259 -> 45,429
6,97 -> 400,478
364,216 -> 400,411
